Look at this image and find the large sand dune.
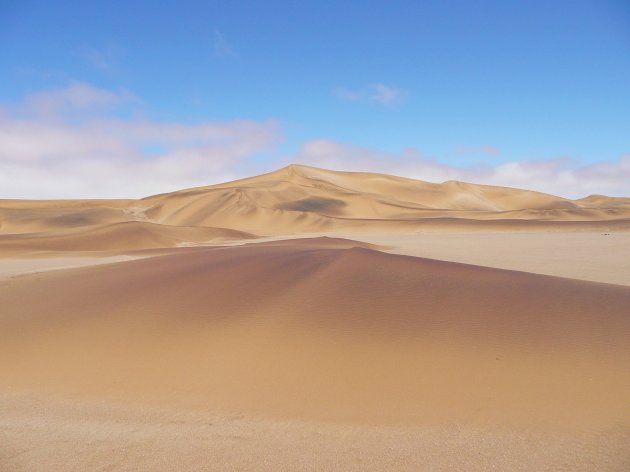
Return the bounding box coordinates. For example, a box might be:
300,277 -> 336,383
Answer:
2,167 -> 630,470
2,165 -> 629,249
122,164 -> 630,232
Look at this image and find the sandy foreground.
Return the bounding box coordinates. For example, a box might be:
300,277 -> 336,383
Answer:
2,166 -> 630,471
1,235 -> 630,471
2,392 -> 629,472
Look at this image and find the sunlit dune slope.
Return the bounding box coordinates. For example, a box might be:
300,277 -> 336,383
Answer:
2,165 -> 629,241
576,194 -> 630,209
1,238 -> 629,427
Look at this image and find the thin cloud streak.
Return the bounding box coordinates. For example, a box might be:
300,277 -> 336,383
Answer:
213,30 -> 238,58
77,45 -> 120,72
333,83 -> 407,106
18,82 -> 127,117
370,83 -> 405,105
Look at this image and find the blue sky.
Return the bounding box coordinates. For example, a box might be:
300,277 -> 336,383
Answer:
1,0 -> 629,198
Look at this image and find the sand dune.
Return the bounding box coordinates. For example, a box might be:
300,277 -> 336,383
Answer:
2,167 -> 630,470
0,221 -> 254,254
142,165 -> 630,232
0,202 -> 132,235
576,194 -> 630,209
1,238 -> 629,429
2,165 -> 630,246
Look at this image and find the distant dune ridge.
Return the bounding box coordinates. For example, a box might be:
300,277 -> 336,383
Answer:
1,165 -> 630,252
1,166 -> 630,471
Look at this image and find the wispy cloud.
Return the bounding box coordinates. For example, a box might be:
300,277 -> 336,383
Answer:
2,83 -> 628,199
0,83 -> 279,198
370,83 -> 406,105
333,83 -> 408,106
77,45 -> 122,72
332,86 -> 361,102
213,30 -> 237,58
19,82 -> 128,117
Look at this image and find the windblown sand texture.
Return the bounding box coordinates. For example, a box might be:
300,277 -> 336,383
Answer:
1,166 -> 630,471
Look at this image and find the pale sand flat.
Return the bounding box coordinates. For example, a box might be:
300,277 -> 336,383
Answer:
332,231 -> 630,286
0,254 -> 141,279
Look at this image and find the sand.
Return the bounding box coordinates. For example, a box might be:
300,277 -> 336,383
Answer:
2,392 -> 629,472
1,165 -> 630,470
333,231 -> 630,286
0,254 -> 142,279
2,165 -> 630,245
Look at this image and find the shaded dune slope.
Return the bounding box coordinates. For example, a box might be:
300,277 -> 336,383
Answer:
0,203 -> 133,234
1,238 -> 629,426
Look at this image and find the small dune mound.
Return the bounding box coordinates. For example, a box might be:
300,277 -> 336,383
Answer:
1,239 -> 629,427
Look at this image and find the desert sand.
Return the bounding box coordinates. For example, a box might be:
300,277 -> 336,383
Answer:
1,165 -> 630,471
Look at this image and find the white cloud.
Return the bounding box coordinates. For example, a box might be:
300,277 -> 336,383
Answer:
333,83 -> 407,106
0,83 -> 280,198
1,83 -> 628,200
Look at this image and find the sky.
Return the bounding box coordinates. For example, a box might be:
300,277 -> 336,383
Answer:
0,0 -> 629,198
